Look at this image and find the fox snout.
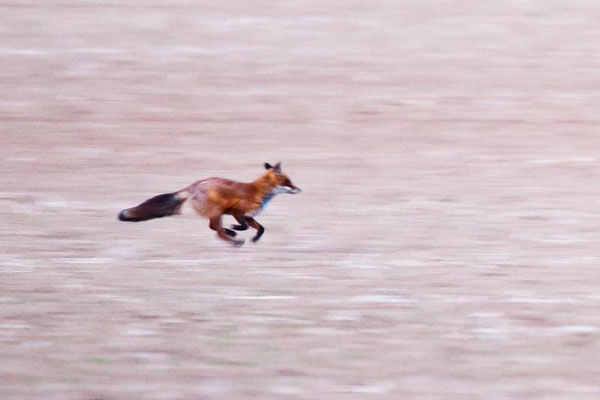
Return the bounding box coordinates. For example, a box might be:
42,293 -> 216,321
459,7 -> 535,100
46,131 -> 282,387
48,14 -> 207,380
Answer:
274,185 -> 301,194
282,183 -> 300,194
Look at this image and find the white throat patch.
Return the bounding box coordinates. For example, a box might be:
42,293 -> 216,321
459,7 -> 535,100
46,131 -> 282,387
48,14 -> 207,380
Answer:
248,186 -> 297,217
248,188 -> 279,217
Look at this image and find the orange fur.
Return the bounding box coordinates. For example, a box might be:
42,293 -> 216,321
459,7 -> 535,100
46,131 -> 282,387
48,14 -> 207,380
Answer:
118,163 -> 300,246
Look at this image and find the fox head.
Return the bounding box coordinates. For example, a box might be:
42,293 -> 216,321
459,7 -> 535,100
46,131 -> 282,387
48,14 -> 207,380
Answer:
264,162 -> 301,194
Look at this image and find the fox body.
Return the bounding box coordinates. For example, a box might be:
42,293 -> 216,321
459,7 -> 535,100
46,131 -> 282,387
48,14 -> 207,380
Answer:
118,162 -> 300,246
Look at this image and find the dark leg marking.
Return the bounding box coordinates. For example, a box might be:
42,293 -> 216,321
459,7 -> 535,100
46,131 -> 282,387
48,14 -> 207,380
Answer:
231,214 -> 249,231
224,228 -> 237,237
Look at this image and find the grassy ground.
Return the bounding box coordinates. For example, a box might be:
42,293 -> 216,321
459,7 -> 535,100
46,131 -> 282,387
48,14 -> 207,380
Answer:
1,1 -> 600,398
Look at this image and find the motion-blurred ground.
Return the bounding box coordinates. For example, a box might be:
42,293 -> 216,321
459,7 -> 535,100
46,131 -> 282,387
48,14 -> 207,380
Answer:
1,1 -> 600,399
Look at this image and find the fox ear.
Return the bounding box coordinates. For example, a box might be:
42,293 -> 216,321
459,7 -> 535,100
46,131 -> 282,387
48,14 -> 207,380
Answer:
273,162 -> 281,173
264,163 -> 273,170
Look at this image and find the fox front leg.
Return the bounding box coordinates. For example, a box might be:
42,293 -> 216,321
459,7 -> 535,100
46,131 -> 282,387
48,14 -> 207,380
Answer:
230,215 -> 263,243
231,214 -> 249,231
245,217 -> 265,242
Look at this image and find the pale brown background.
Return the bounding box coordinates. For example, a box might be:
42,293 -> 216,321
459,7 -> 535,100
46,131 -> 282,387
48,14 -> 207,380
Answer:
1,1 -> 600,399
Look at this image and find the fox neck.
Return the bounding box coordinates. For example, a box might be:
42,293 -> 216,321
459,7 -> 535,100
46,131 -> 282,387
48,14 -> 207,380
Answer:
247,173 -> 281,216
251,172 -> 279,199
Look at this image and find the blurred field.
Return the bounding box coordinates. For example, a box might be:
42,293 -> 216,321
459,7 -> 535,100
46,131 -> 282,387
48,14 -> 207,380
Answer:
2,1 -> 600,399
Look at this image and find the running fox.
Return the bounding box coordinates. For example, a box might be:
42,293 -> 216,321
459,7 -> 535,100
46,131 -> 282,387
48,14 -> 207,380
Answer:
118,162 -> 301,246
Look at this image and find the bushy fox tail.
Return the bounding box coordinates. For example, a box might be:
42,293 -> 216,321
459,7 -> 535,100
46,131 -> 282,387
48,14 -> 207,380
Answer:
118,192 -> 187,222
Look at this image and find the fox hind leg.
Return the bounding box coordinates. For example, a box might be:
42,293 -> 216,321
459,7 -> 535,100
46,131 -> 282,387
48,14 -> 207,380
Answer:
209,216 -> 244,247
209,220 -> 236,236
